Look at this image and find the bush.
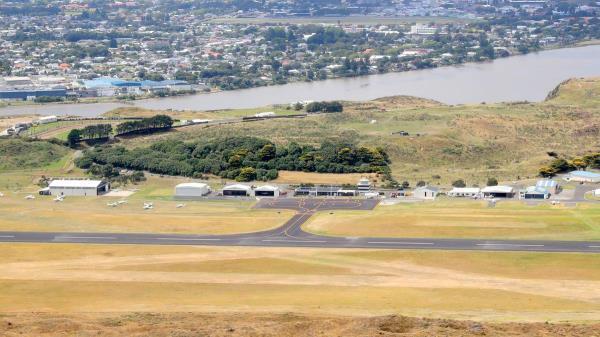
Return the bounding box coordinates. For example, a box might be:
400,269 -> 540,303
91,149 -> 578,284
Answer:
486,177 -> 498,186
305,101 -> 343,113
452,179 -> 466,188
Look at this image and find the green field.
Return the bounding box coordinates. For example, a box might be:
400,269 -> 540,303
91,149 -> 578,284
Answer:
304,200 -> 600,241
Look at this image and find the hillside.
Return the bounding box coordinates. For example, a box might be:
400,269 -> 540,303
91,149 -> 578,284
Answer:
114,77 -> 600,185
0,139 -> 69,171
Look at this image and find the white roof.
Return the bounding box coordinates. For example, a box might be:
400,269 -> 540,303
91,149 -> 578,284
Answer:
223,184 -> 252,191
176,182 -> 208,189
449,187 -> 480,193
255,185 -> 279,191
39,115 -> 57,120
482,185 -> 514,193
49,180 -> 103,188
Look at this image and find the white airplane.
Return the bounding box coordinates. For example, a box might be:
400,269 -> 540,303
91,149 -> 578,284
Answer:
143,202 -> 154,210
24,195 -> 35,200
53,195 -> 65,202
107,202 -> 118,207
176,203 -> 186,208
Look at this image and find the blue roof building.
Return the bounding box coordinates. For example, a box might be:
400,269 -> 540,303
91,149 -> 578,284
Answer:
565,170 -> 600,183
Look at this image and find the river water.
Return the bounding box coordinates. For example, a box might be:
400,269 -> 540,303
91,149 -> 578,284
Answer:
2,45 -> 600,117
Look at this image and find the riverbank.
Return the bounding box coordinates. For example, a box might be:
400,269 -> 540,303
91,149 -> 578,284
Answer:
2,44 -> 600,117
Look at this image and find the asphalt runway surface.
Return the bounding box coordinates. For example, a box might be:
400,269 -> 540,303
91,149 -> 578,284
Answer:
1,198 -> 599,253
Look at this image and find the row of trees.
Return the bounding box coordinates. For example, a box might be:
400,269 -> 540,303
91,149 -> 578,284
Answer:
305,101 -> 344,113
76,136 -> 391,182
539,153 -> 600,177
115,115 -> 173,136
67,124 -> 112,146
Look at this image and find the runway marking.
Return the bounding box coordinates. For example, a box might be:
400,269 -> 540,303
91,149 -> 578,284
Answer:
56,236 -> 116,240
476,243 -> 544,247
0,235 -> 15,238
156,238 -> 221,241
262,239 -> 327,243
367,241 -> 434,245
589,245 -> 600,248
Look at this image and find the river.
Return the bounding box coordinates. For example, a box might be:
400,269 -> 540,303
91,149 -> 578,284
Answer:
2,45 -> 600,117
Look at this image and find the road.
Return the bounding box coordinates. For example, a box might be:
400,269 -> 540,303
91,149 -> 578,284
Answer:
1,198 -> 599,253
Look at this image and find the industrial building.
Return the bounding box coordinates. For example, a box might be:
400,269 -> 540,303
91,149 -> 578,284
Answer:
47,179 -> 109,196
254,185 -> 280,197
519,186 -> 550,199
481,185 -> 515,198
175,183 -> 210,199
0,88 -> 67,101
357,178 -> 371,192
222,184 -> 252,197
294,186 -> 357,197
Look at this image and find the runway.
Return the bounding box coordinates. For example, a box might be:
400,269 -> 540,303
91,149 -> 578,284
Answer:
1,198 -> 599,253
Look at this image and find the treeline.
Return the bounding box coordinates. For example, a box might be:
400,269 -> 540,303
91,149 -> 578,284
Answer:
67,124 -> 112,146
76,136 -> 390,182
115,115 -> 173,136
539,153 -> 600,177
305,101 -> 343,113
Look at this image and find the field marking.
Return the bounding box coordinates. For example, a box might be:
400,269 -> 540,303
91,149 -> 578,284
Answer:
156,238 -> 221,241
589,245 -> 600,248
367,241 -> 434,245
56,236 -> 116,240
262,239 -> 327,243
476,243 -> 544,247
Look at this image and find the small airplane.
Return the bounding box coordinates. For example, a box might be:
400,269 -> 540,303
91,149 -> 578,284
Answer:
143,202 -> 154,210
107,202 -> 118,207
24,195 -> 35,200
176,203 -> 185,208
53,195 -> 65,202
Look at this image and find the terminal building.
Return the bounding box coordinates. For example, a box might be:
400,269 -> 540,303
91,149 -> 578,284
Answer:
46,179 -> 110,196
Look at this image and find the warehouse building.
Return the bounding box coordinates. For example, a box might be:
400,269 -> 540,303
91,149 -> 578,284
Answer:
254,185 -> 280,197
48,179 -> 109,196
222,184 -> 252,197
175,183 -> 210,199
448,187 -> 480,198
481,185 -> 515,198
519,186 -> 550,199
564,170 -> 600,183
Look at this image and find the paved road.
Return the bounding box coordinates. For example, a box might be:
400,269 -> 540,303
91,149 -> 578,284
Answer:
1,198 -> 599,253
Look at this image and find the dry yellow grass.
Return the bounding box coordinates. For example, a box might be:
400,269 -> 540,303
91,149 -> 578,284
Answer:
305,200 -> 600,240
0,244 -> 599,321
274,171 -> 378,185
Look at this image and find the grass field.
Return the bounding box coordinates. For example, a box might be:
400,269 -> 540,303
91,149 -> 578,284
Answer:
304,200 -> 600,241
0,243 -> 598,322
273,171 -> 378,185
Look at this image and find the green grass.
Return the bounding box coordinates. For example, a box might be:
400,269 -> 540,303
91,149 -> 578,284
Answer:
304,200 -> 600,241
0,139 -> 70,171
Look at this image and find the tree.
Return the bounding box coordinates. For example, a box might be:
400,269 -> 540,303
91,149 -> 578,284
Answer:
416,180 -> 426,187
452,179 -> 466,188
486,177 -> 498,186
401,181 -> 410,189
236,167 -> 256,182
67,129 -> 81,147
539,166 -> 557,178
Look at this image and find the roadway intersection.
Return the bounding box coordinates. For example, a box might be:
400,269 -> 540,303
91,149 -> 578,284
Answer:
0,198 -> 599,253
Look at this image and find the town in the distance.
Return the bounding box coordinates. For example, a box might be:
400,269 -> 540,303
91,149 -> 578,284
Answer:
0,1 -> 600,336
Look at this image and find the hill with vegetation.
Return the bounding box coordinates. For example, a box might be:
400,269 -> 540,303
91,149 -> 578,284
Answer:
112,78 -> 600,186
0,139 -> 68,171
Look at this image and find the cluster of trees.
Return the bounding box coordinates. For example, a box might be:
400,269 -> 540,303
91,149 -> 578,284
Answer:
451,177 -> 498,187
75,156 -> 146,186
115,115 -> 173,136
76,136 -> 390,182
539,153 -> 600,177
305,101 -> 344,113
67,124 -> 112,146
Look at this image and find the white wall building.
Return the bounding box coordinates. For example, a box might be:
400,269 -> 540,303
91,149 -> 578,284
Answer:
48,179 -> 109,196
413,186 -> 439,200
481,185 -> 515,198
175,182 -> 210,198
222,184 -> 252,197
448,187 -> 480,197
564,171 -> 600,183
37,115 -> 58,124
357,178 -> 371,191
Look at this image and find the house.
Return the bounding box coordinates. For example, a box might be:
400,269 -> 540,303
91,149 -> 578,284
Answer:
481,185 -> 515,198
48,179 -> 109,196
519,186 -> 550,199
222,184 -> 252,197
448,187 -> 480,198
254,185 -> 280,197
175,182 -> 210,198
413,186 -> 439,200
564,170 -> 600,183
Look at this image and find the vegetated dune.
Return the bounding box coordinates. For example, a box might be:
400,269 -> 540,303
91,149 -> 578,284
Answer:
1,313 -> 598,337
